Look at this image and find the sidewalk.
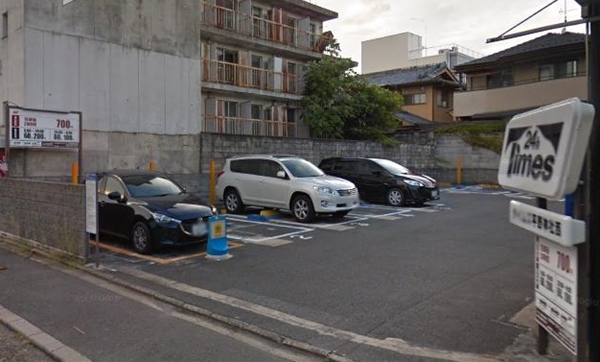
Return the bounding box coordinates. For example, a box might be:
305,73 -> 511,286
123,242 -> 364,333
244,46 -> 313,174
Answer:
0,323 -> 53,362
0,248 -> 306,362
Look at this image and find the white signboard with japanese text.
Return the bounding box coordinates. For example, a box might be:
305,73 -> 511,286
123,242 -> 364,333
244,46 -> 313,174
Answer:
510,201 -> 586,247
498,98 -> 594,199
85,174 -> 98,234
8,107 -> 80,149
535,235 -> 578,355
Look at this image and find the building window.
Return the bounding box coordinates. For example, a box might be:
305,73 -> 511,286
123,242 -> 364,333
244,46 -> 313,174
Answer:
252,6 -> 265,37
404,93 -> 426,105
223,101 -> 238,118
251,104 -> 262,120
286,108 -> 296,123
486,69 -> 513,89
217,48 -> 238,83
216,0 -> 235,29
309,23 -> 317,46
285,17 -> 296,45
2,12 -> 7,39
539,60 -> 578,81
436,89 -> 449,107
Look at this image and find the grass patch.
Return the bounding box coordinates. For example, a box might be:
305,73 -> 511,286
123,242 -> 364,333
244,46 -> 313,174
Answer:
435,120 -> 505,154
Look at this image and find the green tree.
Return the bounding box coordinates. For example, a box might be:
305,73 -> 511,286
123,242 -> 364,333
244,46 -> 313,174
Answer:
302,41 -> 403,142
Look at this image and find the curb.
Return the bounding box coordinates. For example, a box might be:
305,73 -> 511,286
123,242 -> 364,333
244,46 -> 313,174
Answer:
0,304 -> 91,362
0,237 -> 355,362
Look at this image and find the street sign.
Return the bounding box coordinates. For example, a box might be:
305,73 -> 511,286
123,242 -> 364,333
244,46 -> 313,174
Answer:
510,201 -> 586,247
8,107 -> 80,149
535,235 -> 578,355
498,98 -> 594,200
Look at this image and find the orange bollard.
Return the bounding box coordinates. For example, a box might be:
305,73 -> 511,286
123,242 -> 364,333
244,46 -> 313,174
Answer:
71,162 -> 79,184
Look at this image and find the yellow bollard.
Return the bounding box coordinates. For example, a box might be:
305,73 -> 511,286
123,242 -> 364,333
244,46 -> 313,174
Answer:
456,155 -> 462,185
148,160 -> 156,171
209,159 -> 216,205
71,162 -> 79,184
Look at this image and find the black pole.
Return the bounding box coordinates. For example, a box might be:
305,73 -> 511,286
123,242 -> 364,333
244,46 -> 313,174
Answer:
535,197 -> 550,355
588,2 -> 600,361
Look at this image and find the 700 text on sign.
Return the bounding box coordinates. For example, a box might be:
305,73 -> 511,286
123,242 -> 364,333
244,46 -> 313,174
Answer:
8,107 -> 80,149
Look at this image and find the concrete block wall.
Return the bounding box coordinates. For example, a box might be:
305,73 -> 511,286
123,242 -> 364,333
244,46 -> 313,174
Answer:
0,178 -> 87,258
201,132 -> 501,185
200,133 -> 436,174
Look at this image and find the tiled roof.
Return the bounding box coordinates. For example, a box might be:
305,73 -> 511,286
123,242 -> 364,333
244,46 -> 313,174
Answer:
456,32 -> 585,69
364,62 -> 454,87
394,110 -> 436,125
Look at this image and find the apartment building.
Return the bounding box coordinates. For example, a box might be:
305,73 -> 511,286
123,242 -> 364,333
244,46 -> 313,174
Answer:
361,32 -> 481,74
200,0 -> 337,138
454,32 -> 587,121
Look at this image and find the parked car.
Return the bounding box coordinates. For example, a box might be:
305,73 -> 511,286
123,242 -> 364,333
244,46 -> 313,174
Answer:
216,155 -> 360,223
96,170 -> 216,254
318,157 -> 439,207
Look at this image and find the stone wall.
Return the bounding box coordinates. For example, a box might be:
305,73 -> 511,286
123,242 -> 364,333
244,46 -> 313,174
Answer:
0,178 -> 87,259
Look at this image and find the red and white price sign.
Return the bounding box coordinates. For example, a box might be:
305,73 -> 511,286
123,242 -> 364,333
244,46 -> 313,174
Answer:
535,235 -> 578,355
8,107 -> 80,149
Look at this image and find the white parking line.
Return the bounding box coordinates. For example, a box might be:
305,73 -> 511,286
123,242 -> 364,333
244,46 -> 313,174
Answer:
267,215 -> 369,231
226,216 -> 314,245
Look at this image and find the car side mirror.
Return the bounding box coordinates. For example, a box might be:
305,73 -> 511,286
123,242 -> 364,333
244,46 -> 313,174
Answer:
108,191 -> 127,203
276,170 -> 287,179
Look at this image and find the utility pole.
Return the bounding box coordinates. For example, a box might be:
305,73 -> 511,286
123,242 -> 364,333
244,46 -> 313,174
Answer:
586,1 -> 600,361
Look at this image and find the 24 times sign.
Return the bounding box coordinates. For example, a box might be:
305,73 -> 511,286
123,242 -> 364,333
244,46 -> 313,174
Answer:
498,98 -> 594,200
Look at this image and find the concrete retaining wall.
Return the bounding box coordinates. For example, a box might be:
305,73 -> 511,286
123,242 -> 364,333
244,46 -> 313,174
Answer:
200,132 -> 500,185
0,178 -> 87,259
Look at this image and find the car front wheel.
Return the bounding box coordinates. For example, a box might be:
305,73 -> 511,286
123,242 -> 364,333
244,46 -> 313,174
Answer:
291,195 -> 316,223
387,188 -> 405,207
131,221 -> 153,254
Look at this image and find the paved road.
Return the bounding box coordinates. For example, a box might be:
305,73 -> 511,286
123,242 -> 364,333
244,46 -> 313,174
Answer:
93,189 -> 567,361
0,249 -> 318,362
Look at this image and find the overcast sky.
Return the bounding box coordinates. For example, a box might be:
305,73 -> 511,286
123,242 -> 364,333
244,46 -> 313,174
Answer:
310,0 -> 587,73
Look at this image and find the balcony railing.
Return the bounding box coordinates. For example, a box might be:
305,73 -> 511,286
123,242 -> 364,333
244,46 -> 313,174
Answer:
202,58 -> 302,94
465,71 -> 587,91
201,2 -> 331,53
203,116 -> 309,138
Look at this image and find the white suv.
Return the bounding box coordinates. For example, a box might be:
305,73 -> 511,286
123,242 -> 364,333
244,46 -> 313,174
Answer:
216,155 -> 359,223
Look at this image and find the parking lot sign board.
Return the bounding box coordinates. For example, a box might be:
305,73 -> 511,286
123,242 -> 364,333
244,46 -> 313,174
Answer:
535,236 -> 578,355
509,201 -> 585,247
8,107 -> 80,149
498,98 -> 594,200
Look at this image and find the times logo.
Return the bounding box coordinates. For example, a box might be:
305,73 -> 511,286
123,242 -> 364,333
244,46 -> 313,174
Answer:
503,123 -> 563,182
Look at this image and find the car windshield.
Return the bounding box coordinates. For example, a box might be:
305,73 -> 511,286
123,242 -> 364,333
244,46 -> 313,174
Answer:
281,158 -> 324,178
122,175 -> 183,198
371,159 -> 412,175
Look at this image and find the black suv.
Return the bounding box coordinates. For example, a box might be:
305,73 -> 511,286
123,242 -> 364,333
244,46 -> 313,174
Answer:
318,157 -> 439,206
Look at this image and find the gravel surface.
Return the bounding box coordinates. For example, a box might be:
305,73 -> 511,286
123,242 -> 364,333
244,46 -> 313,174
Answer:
0,324 -> 54,362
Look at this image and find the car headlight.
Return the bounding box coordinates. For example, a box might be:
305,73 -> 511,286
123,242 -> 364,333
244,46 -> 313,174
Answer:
152,213 -> 181,225
403,179 -> 424,187
210,205 -> 218,215
313,186 -> 337,195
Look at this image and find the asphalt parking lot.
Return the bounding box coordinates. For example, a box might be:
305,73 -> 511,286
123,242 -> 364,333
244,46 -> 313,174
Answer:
94,187 -> 553,361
